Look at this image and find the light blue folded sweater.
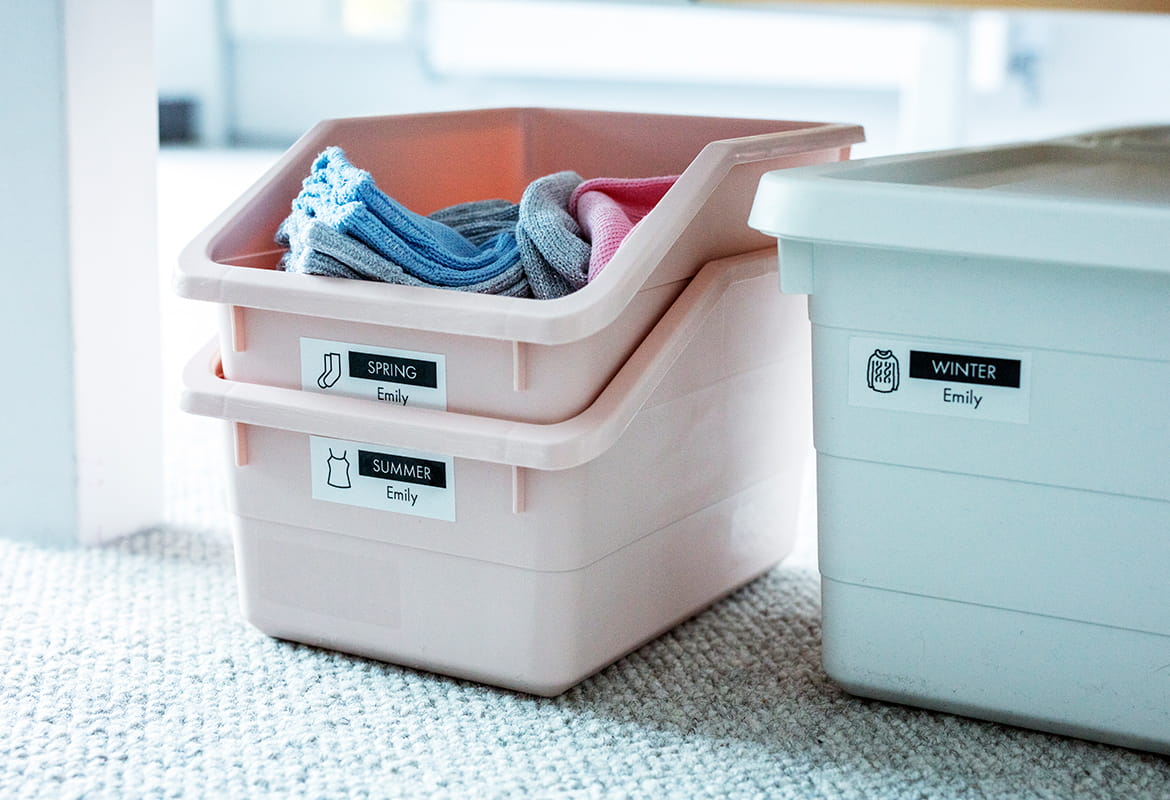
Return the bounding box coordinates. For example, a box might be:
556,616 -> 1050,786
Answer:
277,148 -> 591,299
283,147 -> 520,287
280,212 -> 531,297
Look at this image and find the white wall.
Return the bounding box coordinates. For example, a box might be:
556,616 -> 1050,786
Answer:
0,0 -> 78,544
65,0 -> 164,544
1,0 -> 163,545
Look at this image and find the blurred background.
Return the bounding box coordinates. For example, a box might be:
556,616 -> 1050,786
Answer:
157,0 -> 1170,156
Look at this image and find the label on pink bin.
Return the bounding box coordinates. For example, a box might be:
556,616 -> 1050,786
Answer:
310,435 -> 456,521
301,338 -> 447,410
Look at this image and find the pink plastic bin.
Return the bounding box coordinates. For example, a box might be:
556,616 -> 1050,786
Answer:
176,108 -> 861,423
181,250 -> 813,695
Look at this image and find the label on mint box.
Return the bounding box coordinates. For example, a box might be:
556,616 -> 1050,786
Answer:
848,336 -> 1031,423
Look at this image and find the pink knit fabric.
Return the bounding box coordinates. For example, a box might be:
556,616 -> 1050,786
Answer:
568,175 -> 678,281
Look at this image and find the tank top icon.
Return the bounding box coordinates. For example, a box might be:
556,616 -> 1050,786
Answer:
867,349 -> 900,393
326,449 -> 352,489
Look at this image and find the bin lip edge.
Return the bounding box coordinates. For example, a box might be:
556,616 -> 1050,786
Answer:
750,140 -> 1170,274
174,112 -> 863,344
179,249 -> 775,471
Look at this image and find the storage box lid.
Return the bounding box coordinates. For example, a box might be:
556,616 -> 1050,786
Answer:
1051,123 -> 1170,153
749,139 -> 1170,275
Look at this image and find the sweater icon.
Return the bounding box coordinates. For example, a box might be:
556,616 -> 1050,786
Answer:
866,349 -> 900,393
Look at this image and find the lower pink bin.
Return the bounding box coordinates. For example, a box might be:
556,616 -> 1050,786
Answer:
181,250 -> 811,695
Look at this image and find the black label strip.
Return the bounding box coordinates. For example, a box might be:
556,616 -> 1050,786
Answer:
348,351 -> 438,388
908,350 -> 1021,388
358,450 -> 448,488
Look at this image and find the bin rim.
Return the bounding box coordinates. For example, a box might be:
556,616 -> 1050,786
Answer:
176,108 -> 862,344
750,138 -> 1170,275
181,249 -> 776,471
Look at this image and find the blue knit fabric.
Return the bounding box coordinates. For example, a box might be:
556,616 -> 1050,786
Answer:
284,147 -> 521,288
280,212 -> 531,297
277,148 -> 595,299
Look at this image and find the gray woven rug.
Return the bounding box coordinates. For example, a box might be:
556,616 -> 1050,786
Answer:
3,520 -> 1169,799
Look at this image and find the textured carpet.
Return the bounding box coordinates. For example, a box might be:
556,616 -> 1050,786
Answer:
3,523 -> 1169,799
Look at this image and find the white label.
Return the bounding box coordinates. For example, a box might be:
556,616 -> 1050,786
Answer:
848,336 -> 1031,424
310,436 -> 456,521
300,338 -> 447,410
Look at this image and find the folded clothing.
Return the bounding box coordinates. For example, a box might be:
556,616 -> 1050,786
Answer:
516,171 -> 590,300
281,147 -> 522,288
280,212 -> 530,297
568,176 -> 677,282
276,148 -> 670,299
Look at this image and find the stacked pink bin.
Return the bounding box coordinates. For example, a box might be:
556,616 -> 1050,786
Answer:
178,108 -> 864,694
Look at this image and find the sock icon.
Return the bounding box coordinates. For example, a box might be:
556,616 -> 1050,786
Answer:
318,352 -> 343,389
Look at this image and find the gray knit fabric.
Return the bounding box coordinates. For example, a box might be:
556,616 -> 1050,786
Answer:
4,523 -> 1170,798
516,171 -> 592,300
428,198 -> 519,246
277,173 -> 597,301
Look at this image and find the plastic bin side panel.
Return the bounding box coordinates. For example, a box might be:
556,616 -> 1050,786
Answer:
571,364 -> 807,546
358,123 -> 528,213
232,472 -> 794,696
231,516 -> 568,691
522,109 -> 831,180
641,147 -> 856,291
223,359 -> 800,574
206,110 -> 851,268
207,113 -> 529,265
644,271 -> 810,415
515,279 -> 686,422
804,242 -> 1170,501
810,322 -> 1170,502
225,424 -> 577,567
305,111 -> 531,212
806,244 -> 1170,362
218,279 -> 686,424
530,475 -> 799,694
816,453 -> 1170,637
718,270 -> 810,379
820,577 -> 1170,755
207,175 -> 301,267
